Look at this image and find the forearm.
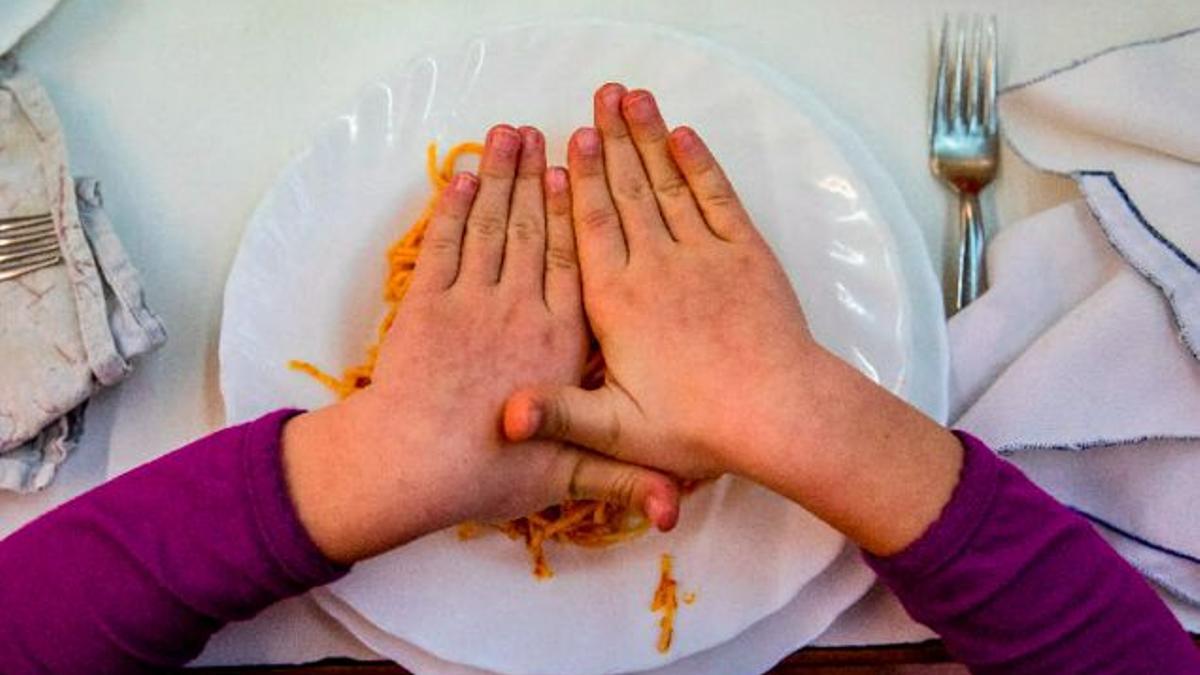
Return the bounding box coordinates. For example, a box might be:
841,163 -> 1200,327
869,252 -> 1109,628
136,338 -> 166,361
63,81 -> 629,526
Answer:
867,433 -> 1199,672
736,353 -> 1196,670
0,410 -> 346,673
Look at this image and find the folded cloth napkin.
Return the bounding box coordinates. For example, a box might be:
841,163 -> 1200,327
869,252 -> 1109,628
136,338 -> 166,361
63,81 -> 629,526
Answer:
0,57 -> 165,492
951,27 -> 1200,606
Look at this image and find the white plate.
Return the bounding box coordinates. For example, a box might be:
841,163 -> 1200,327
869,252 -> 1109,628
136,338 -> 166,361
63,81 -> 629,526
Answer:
219,20 -> 946,675
311,540 -> 876,675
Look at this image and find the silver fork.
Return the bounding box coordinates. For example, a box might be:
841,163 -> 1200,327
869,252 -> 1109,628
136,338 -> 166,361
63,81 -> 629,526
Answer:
0,213 -> 61,282
930,15 -> 998,313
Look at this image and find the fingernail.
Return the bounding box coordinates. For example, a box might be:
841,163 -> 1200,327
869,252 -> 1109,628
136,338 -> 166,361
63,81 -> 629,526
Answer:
645,495 -> 666,525
545,166 -> 568,193
624,91 -> 658,123
519,126 -> 543,148
452,172 -> 478,192
490,125 -> 520,154
600,83 -> 626,110
671,126 -> 699,152
574,128 -> 600,155
525,404 -> 543,437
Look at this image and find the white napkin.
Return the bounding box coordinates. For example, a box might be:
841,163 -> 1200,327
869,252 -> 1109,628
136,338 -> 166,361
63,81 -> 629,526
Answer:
950,27 -> 1200,606
0,0 -> 58,57
0,59 -> 166,491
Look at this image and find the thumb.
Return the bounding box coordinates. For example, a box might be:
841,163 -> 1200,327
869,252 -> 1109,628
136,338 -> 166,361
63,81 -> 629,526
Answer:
561,450 -> 681,532
504,384 -> 629,457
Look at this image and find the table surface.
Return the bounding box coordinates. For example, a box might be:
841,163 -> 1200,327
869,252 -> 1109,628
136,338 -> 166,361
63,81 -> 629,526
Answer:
4,0 -> 1200,671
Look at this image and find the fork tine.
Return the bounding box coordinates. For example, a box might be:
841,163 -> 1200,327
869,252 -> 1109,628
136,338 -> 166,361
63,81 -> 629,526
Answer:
1,221 -> 53,236
0,252 -> 61,280
0,233 -> 57,254
984,16 -> 998,134
931,15 -> 951,139
950,15 -> 966,129
967,15 -> 982,131
0,244 -> 58,263
0,216 -> 52,234
0,212 -> 51,226
0,241 -> 59,266
0,225 -> 55,247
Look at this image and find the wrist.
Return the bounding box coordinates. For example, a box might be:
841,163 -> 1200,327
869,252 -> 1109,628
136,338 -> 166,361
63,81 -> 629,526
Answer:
732,348 -> 964,557
717,345 -> 844,479
280,393 -> 436,564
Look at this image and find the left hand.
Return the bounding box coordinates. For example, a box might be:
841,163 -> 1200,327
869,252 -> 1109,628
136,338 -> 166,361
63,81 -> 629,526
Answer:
280,124 -> 680,565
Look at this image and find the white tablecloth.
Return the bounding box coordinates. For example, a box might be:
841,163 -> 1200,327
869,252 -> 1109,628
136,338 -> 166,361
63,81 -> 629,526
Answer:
4,0 -> 1199,667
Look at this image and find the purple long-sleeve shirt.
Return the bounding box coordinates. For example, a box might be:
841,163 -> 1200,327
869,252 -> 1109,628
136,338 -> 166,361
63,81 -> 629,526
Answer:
0,412 -> 1195,673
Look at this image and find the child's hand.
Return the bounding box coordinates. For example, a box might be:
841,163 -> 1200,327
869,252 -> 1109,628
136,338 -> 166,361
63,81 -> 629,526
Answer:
282,124 -> 679,565
504,85 -> 963,557
503,83 -> 824,481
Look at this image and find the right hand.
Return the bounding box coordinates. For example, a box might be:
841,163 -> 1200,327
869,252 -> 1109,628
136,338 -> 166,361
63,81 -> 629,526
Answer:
504,84 -> 964,556
502,83 -> 823,481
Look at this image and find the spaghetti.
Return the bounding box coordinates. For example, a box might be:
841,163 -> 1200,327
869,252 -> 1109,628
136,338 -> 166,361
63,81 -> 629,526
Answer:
289,141 -> 651,580
651,554 -> 680,653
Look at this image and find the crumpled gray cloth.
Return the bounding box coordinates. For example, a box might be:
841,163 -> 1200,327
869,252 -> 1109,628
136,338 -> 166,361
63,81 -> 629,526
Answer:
0,57 -> 165,492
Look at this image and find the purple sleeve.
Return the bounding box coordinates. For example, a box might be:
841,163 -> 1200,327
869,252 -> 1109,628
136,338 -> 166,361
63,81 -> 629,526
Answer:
0,409 -> 348,673
866,431 -> 1198,673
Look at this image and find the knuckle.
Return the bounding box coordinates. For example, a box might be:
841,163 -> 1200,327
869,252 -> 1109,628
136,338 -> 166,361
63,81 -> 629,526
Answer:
545,245 -> 578,271
436,196 -> 471,219
566,459 -> 585,499
733,249 -> 759,271
470,212 -> 507,238
602,121 -> 631,140
575,161 -> 603,177
702,187 -> 740,210
635,123 -> 669,143
691,154 -> 720,177
614,178 -> 650,203
507,217 -> 540,243
606,471 -> 640,506
579,207 -> 619,233
598,406 -> 623,454
479,162 -> 515,180
655,174 -> 691,201
547,394 -> 572,440
422,235 -> 460,254
547,197 -> 571,218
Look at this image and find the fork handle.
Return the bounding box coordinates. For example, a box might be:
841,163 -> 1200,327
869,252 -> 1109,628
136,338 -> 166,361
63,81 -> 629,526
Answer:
955,192 -> 987,312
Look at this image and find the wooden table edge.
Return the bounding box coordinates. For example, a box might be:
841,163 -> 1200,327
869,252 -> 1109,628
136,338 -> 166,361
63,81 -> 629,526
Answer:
190,634 -> 1200,673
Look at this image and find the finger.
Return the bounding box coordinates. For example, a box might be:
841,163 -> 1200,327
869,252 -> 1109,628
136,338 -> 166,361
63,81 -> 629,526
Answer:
568,126 -> 628,275
500,126 -> 547,294
503,384 -> 631,458
594,83 -> 673,250
621,90 -> 711,242
459,124 -> 520,286
410,172 -> 478,293
543,166 -> 581,315
559,450 -> 681,532
668,126 -> 755,242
